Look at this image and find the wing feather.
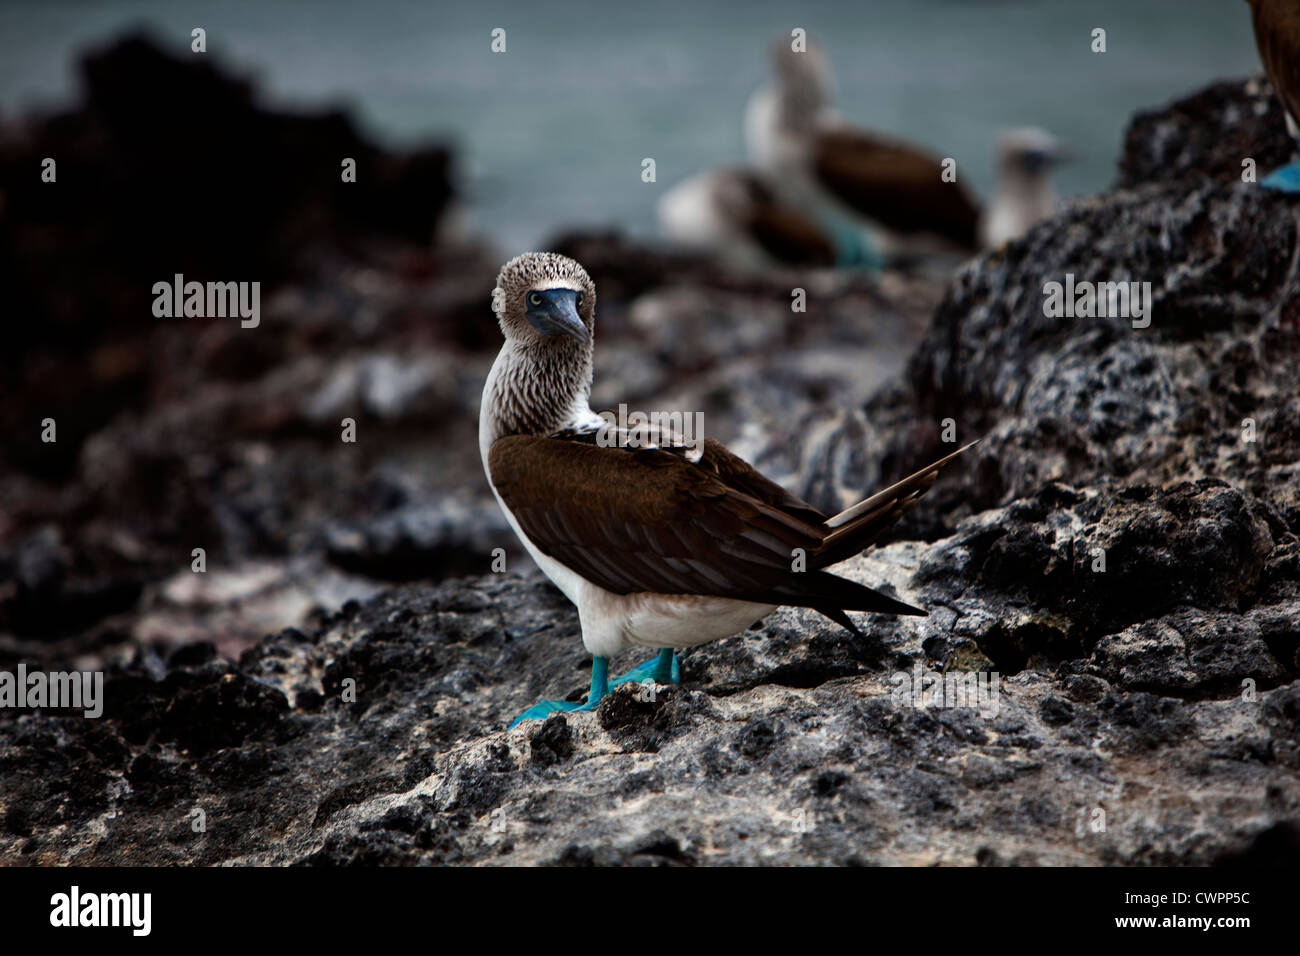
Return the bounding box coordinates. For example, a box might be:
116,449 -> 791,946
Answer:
812,128 -> 981,249
491,434 -> 820,603
489,431 -> 974,618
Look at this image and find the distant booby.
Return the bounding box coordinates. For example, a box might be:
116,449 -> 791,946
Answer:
480,252 -> 973,726
979,127 -> 1072,249
747,39 -> 1069,257
1247,0 -> 1300,192
657,165 -> 839,268
746,39 -> 982,260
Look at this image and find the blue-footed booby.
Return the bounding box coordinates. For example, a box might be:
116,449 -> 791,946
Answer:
980,128 -> 1073,249
746,39 -> 982,261
1247,0 -> 1300,192
657,165 -> 840,268
480,252 -> 973,727
746,39 -> 1069,257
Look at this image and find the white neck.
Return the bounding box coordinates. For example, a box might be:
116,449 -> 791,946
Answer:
982,169 -> 1056,249
478,340 -> 597,465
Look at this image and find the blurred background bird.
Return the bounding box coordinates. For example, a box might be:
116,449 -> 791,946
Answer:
744,37 -> 1072,266
980,127 -> 1073,249
745,37 -> 983,264
656,165 -> 840,269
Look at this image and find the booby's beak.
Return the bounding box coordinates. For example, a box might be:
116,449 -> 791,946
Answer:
1018,141 -> 1073,176
526,289 -> 590,344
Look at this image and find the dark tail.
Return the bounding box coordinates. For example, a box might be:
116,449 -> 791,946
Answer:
762,569 -> 926,623
799,440 -> 979,633
813,440 -> 978,569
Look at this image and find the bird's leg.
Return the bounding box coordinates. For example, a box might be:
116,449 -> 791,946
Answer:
611,648 -> 680,687
820,216 -> 882,270
507,656 -> 611,729
1262,161 -> 1300,193
651,648 -> 679,684
587,655 -> 610,702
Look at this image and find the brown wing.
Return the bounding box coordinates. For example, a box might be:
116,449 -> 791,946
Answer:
552,423 -> 829,527
488,433 -> 924,615
711,168 -> 836,267
734,174 -> 837,267
746,201 -> 837,266
490,434 -> 815,598
813,128 -> 981,249
673,436 -> 831,528
1252,0 -> 1300,130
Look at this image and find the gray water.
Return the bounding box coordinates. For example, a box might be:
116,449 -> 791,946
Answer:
0,0 -> 1262,252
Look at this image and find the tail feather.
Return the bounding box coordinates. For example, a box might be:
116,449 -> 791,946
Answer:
822,574 -> 926,617
816,605 -> 865,638
796,440 -> 978,634
814,440 -> 978,569
761,569 -> 925,619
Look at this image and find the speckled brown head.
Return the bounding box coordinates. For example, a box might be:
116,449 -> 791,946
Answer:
492,252 -> 596,349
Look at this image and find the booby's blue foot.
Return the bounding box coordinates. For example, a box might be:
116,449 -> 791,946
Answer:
826,221 -> 883,272
1261,161 -> 1300,193
507,698 -> 594,728
508,656 -> 610,729
611,648 -> 680,687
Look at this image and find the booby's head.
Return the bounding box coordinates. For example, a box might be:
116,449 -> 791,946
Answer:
997,127 -> 1072,179
493,252 -> 596,349
769,35 -> 832,116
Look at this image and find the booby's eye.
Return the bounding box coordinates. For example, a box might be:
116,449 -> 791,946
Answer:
528,292 -> 542,307
576,293 -> 583,308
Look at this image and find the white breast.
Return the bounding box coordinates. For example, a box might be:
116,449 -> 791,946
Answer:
744,86 -> 781,172
980,179 -> 1056,250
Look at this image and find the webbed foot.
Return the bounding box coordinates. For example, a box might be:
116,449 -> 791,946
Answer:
507,698 -> 595,729
508,656 -> 610,728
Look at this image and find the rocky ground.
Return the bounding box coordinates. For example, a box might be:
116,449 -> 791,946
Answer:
1,48 -> 1298,865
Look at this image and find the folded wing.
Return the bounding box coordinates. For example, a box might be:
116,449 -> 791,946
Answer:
812,128 -> 981,250
489,432 -> 974,619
